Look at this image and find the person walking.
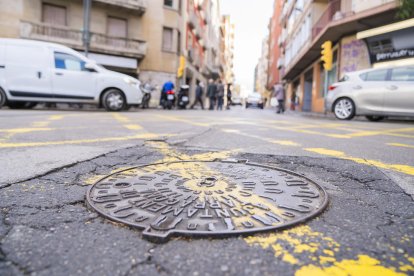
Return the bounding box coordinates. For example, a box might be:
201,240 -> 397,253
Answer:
207,79 -> 217,110
190,81 -> 204,110
226,83 -> 232,110
217,80 -> 225,110
274,83 -> 285,114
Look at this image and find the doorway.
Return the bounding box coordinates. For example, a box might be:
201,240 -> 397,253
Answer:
303,69 -> 313,112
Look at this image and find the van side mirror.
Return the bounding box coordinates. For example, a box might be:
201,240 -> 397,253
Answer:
84,62 -> 97,72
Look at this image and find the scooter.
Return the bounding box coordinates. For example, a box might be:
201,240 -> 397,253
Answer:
177,85 -> 190,109
141,83 -> 154,109
162,90 -> 176,110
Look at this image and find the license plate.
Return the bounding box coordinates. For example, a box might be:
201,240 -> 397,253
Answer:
182,96 -> 189,101
167,95 -> 174,100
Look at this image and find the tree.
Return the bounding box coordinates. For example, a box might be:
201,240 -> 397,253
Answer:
397,0 -> 414,19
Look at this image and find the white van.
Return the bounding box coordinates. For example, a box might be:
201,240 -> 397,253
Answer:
0,39 -> 143,111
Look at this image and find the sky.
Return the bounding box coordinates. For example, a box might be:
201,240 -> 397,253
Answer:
220,0 -> 274,91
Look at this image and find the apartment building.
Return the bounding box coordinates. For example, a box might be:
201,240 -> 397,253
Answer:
222,15 -> 235,85
274,0 -> 403,113
267,0 -> 283,91
1,0 -> 149,76
255,36 -> 271,103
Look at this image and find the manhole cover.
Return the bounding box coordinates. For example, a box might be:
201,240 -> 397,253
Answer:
86,160 -> 328,242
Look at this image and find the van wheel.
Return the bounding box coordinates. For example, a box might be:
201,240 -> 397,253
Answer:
366,115 -> 385,122
333,98 -> 355,120
0,88 -> 6,108
102,89 -> 126,112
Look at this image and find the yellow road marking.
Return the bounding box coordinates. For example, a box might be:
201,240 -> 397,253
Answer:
344,127 -> 414,138
112,113 -> 130,123
112,113 -> 145,132
0,133 -> 169,148
0,128 -> 53,134
305,148 -> 414,176
155,114 -> 211,127
125,124 -> 143,130
387,143 -> 414,149
32,121 -> 49,128
295,255 -> 406,276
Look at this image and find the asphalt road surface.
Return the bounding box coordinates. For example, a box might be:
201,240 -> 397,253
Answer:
0,106 -> 413,275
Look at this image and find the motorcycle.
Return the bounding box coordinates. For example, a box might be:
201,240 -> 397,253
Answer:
141,83 -> 154,109
162,90 -> 176,110
177,85 -> 190,109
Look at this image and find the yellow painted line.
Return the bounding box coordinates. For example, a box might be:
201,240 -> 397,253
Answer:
387,143 -> 414,149
385,133 -> 414,139
305,148 -> 414,176
0,133 -> 170,148
221,128 -> 302,147
0,128 -> 53,134
345,127 -> 414,138
49,115 -> 64,121
295,255 -> 406,276
155,114 -> 211,127
32,122 -> 49,128
112,113 -> 130,123
125,124 -> 143,130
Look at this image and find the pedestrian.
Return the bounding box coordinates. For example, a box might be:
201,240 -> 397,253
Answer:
207,79 -> 217,110
226,83 -> 232,110
217,80 -> 225,110
160,80 -> 175,106
274,83 -> 285,114
190,81 -> 204,110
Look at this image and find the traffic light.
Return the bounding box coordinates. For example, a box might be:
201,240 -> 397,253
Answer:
321,41 -> 333,71
177,56 -> 186,78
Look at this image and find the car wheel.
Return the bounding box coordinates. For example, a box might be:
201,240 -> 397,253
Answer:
0,88 -> 7,108
366,115 -> 385,122
103,89 -> 126,112
333,98 -> 355,120
8,102 -> 36,109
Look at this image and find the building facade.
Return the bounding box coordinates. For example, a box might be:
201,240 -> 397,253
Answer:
0,0 -> 233,107
1,0 -> 148,77
255,36 -> 271,103
268,0 -> 406,113
267,0 -> 283,91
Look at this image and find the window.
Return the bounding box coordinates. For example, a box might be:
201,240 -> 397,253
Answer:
391,67 -> 414,81
164,0 -> 173,7
42,4 -> 67,26
107,17 -> 127,38
360,69 -> 388,81
162,27 -> 174,51
54,52 -> 86,71
339,75 -> 350,82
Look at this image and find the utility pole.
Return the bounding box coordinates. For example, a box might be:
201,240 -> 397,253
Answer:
83,0 -> 92,57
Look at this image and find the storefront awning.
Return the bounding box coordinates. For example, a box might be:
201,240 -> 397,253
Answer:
357,18 -> 414,39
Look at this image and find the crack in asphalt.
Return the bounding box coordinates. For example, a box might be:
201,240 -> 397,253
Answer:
0,145 -> 148,190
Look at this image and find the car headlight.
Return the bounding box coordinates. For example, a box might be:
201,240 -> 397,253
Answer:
123,77 -> 138,87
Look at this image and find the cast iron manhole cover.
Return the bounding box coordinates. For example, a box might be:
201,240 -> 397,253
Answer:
86,160 -> 328,242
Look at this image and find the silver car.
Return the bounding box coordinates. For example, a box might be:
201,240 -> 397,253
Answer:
325,66 -> 414,121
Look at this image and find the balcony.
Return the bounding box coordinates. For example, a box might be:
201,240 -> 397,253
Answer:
20,21 -> 147,58
312,0 -> 341,40
93,0 -> 147,15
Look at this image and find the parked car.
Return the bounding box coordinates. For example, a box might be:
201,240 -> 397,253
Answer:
246,92 -> 264,109
326,66 -> 414,121
0,39 -> 143,111
231,95 -> 243,106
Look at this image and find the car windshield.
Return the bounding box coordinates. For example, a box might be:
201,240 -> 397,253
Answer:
339,75 -> 349,82
249,93 -> 261,98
